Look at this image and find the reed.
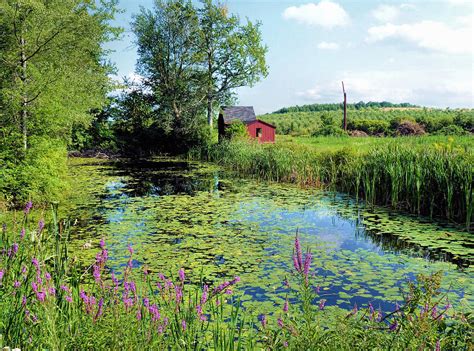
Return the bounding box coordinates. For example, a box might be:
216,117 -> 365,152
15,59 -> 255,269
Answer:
194,137 -> 473,228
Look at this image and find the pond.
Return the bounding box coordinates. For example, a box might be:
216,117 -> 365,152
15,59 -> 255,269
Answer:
64,157 -> 473,314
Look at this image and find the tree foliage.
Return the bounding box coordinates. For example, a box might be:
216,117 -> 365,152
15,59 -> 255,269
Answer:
0,0 -> 120,205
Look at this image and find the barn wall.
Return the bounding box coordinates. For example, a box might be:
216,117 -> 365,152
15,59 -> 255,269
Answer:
246,120 -> 275,143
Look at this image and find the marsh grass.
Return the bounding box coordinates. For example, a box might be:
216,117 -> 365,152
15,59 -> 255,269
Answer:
193,136 -> 473,228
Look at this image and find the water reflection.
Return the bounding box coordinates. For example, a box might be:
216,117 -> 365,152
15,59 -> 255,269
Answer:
66,158 -> 473,312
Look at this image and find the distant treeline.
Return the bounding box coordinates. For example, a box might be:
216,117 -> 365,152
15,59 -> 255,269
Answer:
272,102 -> 419,114
261,109 -> 474,136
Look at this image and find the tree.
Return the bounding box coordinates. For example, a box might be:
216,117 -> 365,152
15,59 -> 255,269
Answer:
198,0 -> 268,128
0,0 -> 120,204
132,0 -> 206,136
0,0 -> 121,150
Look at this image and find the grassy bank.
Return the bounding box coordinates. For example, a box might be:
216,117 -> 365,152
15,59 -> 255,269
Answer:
1,206 -> 471,350
193,136 -> 473,228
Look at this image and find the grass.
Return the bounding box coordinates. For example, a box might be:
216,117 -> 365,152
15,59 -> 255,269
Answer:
1,205 -> 472,350
193,135 -> 473,228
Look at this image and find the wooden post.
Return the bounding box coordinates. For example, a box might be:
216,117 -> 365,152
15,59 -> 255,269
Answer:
342,81 -> 347,131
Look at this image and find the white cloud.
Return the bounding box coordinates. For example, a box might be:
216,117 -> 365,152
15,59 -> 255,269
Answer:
282,1 -> 350,29
366,19 -> 473,54
296,70 -> 474,108
317,41 -> 340,50
372,5 -> 400,22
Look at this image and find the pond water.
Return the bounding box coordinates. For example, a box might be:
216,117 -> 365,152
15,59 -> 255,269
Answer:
65,158 -> 473,313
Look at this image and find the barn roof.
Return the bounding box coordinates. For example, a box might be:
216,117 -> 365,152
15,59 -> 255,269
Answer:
221,106 -> 256,124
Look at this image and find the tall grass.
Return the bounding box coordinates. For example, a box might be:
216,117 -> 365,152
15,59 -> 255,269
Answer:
1,205 -> 471,350
193,137 -> 473,228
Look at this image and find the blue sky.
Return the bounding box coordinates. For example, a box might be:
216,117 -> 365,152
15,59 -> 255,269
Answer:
106,0 -> 474,114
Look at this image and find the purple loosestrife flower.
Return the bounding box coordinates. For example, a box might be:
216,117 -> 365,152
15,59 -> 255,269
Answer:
143,297 -> 150,307
201,285 -> 209,305
45,272 -> 51,281
94,298 -> 104,321
278,318 -> 284,328
128,244 -> 133,255
181,320 -> 186,331
352,303 -> 358,315
38,219 -> 45,232
136,310 -> 142,320
178,268 -> 185,283
12,243 -> 19,255
319,299 -> 326,310
36,291 -> 46,302
436,340 -> 441,351
24,201 -> 33,215
294,234 -> 303,272
65,295 -> 73,303
14,281 -> 21,288
260,314 -> 267,328
22,296 -> 27,306
99,238 -> 106,249
0,269 -> 4,281
20,228 -> 25,240
225,289 -> 232,295
48,287 -> 56,296
93,265 -> 101,283
283,341 -> 288,348
32,257 -> 39,269
149,304 -> 160,321
61,285 -> 70,293
283,300 -> 289,313
389,321 -> 398,331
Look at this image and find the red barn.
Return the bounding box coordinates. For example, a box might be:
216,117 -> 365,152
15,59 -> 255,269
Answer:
218,106 -> 276,143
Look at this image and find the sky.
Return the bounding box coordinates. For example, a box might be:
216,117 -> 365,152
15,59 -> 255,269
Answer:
106,0 -> 474,114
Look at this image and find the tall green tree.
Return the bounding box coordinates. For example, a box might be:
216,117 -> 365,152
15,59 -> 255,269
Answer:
132,0 -> 206,140
0,0 -> 121,150
198,0 -> 268,128
0,0 -> 120,204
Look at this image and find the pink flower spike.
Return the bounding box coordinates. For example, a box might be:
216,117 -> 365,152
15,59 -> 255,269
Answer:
178,268 -> 185,282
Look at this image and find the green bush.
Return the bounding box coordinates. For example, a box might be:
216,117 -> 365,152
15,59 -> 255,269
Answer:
225,120 -> 248,140
347,119 -> 390,135
313,125 -> 347,137
433,125 -> 468,136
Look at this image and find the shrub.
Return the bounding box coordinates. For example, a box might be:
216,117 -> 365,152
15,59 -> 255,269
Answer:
434,125 -> 468,136
348,119 -> 390,135
313,125 -> 347,137
225,120 -> 249,140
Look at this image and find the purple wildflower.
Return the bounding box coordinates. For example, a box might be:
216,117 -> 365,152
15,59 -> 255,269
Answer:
178,268 -> 185,282
32,257 -> 39,268
20,228 -> 25,239
181,320 -> 186,331
283,341 -> 288,348
45,272 -> 51,281
12,243 -> 19,255
303,251 -> 312,282
48,287 -> 56,296
128,244 -> 133,255
136,310 -> 142,321
436,340 -> 441,351
99,238 -> 106,249
260,314 -> 267,328
283,300 -> 289,313
294,233 -> 303,272
14,281 -> 21,288
24,201 -> 33,215
38,219 -> 45,232
143,297 -> 150,307
149,304 -> 160,321
22,295 -> 27,306
65,295 -> 72,303
389,321 -> 398,331
319,299 -> 326,310
278,318 -> 284,328
60,285 -> 70,293
201,285 -> 209,305
0,269 -> 4,281
225,289 -> 232,295
94,298 -> 104,321
36,291 -> 46,302
93,265 -> 101,283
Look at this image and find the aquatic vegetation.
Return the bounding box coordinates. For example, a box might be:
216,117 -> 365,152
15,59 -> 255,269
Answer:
195,136 -> 473,228
1,208 -> 471,350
